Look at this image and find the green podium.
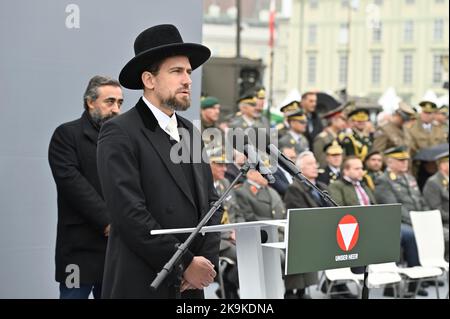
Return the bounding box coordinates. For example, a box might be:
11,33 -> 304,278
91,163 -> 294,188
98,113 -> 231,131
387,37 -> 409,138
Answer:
285,204 -> 402,275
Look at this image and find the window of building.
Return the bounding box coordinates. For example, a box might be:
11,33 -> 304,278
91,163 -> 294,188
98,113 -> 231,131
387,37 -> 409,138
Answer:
433,19 -> 444,41
432,54 -> 444,85
374,0 -> 383,5
309,0 -> 318,9
307,55 -> 317,84
339,54 -> 348,85
405,0 -> 415,4
371,54 -> 381,85
308,24 -> 317,45
404,20 -> 414,42
403,54 -> 413,85
339,23 -> 349,44
372,22 -> 382,42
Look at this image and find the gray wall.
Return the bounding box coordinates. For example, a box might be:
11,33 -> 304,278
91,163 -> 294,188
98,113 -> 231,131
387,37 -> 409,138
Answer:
0,0 -> 204,298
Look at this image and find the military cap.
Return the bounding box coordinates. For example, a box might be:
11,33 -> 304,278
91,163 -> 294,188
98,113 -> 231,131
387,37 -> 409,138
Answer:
348,108 -> 370,122
419,100 -> 438,113
438,105 -> 449,116
255,86 -> 266,99
286,109 -> 307,123
395,102 -> 416,121
323,140 -> 344,155
364,150 -> 382,162
321,104 -> 347,120
280,100 -> 301,113
435,150 -> 449,164
384,145 -> 410,160
206,146 -> 226,163
201,96 -> 219,109
237,91 -> 257,106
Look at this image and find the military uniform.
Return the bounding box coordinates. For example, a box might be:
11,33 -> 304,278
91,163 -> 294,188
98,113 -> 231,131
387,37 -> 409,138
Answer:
372,122 -> 410,153
314,129 -> 339,169
200,96 -> 223,148
317,140 -> 343,185
278,109 -> 310,154
407,101 -> 447,156
276,100 -> 301,140
339,128 -> 373,161
374,146 -> 429,225
372,102 -> 416,153
234,180 -> 285,222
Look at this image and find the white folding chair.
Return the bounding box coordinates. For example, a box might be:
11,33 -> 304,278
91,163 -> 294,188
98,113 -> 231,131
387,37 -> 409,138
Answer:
410,210 -> 449,298
323,268 -> 364,298
367,263 -> 403,298
369,262 -> 443,298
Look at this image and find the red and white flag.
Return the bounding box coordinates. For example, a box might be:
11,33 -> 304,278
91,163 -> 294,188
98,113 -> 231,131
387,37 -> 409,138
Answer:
269,0 -> 276,48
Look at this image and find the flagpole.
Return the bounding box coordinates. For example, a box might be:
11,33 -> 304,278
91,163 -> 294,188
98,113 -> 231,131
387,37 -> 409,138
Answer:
268,0 -> 275,125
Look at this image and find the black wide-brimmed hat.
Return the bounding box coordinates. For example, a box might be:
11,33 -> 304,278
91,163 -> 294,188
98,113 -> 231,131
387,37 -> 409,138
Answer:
119,24 -> 211,89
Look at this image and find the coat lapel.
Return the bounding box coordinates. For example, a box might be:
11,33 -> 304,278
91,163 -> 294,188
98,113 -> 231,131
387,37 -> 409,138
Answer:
82,111 -> 99,144
178,116 -> 207,215
135,99 -> 196,209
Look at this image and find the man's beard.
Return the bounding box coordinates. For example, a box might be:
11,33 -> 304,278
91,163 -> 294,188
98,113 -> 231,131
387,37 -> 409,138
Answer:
90,109 -> 117,127
159,92 -> 191,112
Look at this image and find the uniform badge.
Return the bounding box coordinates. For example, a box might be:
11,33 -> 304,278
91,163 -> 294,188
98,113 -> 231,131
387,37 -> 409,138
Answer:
389,172 -> 397,180
250,185 -> 258,195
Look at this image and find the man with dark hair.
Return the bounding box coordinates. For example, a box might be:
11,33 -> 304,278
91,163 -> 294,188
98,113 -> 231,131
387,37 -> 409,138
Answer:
48,75 -> 123,298
301,92 -> 323,146
97,24 -> 221,299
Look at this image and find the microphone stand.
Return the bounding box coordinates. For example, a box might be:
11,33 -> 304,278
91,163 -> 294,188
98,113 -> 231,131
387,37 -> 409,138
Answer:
150,161 -> 255,295
270,146 -> 369,299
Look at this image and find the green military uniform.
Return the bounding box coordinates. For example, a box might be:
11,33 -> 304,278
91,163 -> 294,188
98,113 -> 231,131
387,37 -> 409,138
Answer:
276,100 -> 301,140
278,109 -> 309,154
407,101 -> 447,156
374,147 -> 429,225
234,180 -> 285,222
200,96 -> 223,148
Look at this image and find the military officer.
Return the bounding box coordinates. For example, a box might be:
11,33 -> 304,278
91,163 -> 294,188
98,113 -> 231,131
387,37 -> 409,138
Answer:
200,96 -> 223,147
278,109 -> 310,154
276,100 -> 301,139
234,169 -> 285,222
317,140 -> 343,186
313,104 -> 347,168
407,100 -> 447,156
372,101 -> 416,153
339,106 -> 373,162
362,150 -> 384,191
228,92 -> 265,130
253,86 -> 271,131
434,104 -> 448,137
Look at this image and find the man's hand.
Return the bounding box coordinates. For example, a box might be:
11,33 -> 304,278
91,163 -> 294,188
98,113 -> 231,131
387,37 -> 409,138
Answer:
182,256 -> 216,290
104,224 -> 111,237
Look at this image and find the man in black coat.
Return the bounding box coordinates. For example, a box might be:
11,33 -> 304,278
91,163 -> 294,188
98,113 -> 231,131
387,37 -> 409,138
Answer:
301,92 -> 324,147
97,24 -> 221,299
48,75 -> 123,298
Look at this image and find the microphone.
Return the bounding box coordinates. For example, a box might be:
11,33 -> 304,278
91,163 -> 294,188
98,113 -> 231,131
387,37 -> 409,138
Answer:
266,144 -> 300,177
244,143 -> 276,184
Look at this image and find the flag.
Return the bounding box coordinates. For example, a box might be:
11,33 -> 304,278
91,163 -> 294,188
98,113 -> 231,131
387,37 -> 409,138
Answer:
269,0 -> 275,47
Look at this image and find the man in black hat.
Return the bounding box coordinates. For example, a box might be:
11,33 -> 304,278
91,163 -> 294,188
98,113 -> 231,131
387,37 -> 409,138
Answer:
317,140 -> 343,186
48,75 -> 123,298
97,24 -> 221,298
228,93 -> 263,130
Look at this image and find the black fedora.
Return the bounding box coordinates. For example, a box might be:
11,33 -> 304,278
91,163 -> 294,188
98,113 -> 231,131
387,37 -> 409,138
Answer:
119,24 -> 211,90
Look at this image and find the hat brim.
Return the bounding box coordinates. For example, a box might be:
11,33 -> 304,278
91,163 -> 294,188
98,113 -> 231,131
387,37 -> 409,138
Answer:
119,43 -> 211,90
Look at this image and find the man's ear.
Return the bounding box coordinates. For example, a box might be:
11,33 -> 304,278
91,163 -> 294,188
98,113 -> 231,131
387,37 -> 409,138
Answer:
142,71 -> 155,90
86,98 -> 95,111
